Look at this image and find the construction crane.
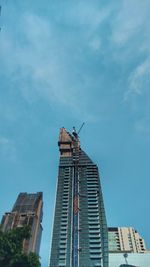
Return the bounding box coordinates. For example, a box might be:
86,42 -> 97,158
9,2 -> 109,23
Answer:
72,123 -> 85,140
77,122 -> 85,135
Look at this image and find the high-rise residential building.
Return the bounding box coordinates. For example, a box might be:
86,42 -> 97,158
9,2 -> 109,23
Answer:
1,192 -> 43,255
49,127 -> 108,267
108,227 -> 148,254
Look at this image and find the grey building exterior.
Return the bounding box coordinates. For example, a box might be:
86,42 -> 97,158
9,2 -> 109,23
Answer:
1,192 -> 43,255
49,128 -> 108,267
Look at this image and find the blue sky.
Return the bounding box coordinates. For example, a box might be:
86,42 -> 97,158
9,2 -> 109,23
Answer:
0,0 -> 150,266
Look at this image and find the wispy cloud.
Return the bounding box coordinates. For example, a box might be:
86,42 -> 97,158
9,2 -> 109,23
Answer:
109,0 -> 150,105
0,0 -> 115,119
111,0 -> 150,47
1,14 -> 71,103
0,12 -> 94,118
0,0 -> 150,124
124,58 -> 150,101
0,137 -> 16,161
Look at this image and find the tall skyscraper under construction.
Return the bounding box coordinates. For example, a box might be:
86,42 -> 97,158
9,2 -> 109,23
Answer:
1,192 -> 43,255
50,127 -> 108,267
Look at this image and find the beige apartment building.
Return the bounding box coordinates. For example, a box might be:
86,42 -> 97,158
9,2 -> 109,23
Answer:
108,227 -> 148,253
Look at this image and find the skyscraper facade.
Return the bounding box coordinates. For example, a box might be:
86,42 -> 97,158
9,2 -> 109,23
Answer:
50,128 -> 108,267
1,192 -> 43,255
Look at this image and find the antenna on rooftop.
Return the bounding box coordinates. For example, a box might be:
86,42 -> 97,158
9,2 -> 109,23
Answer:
124,253 -> 128,265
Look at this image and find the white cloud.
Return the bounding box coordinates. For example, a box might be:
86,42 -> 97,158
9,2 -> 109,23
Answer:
109,0 -> 150,103
111,0 -> 150,46
69,2 -> 111,30
0,14 -> 79,108
124,58 -> 150,101
1,1 -> 150,123
0,7 -> 112,122
129,59 -> 150,93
